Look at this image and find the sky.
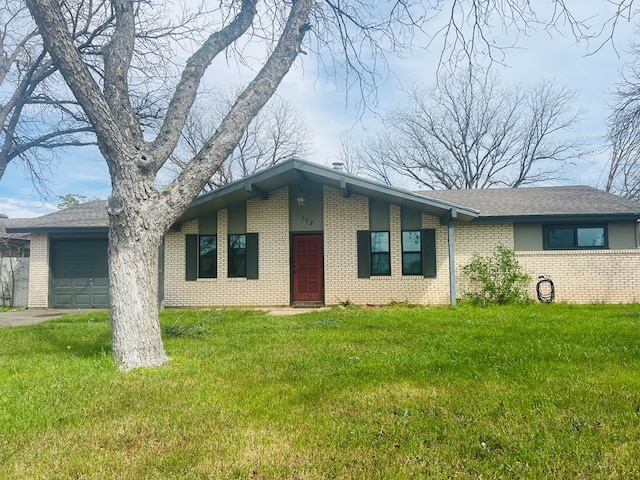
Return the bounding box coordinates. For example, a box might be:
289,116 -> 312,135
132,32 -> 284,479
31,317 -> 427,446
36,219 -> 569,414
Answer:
0,2 -> 637,218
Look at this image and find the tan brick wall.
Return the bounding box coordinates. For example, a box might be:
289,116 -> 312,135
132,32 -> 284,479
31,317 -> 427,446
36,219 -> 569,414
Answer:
452,222 -> 640,304
164,186 -> 458,307
517,249 -> 640,303
163,187 -> 290,307
323,187 -> 453,305
27,233 -> 49,308
453,222 -> 515,297
161,188 -> 640,307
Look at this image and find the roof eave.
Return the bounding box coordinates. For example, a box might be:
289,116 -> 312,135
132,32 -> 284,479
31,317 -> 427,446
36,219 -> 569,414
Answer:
5,226 -> 109,234
472,213 -> 640,223
178,158 -> 479,224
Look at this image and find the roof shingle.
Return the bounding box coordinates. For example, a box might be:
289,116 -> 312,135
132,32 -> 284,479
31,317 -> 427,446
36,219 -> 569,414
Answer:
6,183 -> 640,233
421,186 -> 640,218
5,200 -> 108,232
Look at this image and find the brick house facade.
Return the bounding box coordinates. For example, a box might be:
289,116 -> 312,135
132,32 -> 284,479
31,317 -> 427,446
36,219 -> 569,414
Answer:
8,158 -> 640,308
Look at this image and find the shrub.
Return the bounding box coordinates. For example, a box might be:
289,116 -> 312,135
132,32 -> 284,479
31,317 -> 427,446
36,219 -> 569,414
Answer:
463,246 -> 531,306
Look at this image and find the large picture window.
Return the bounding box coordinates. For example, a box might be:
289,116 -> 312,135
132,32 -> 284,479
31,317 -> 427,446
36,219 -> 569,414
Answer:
198,235 -> 217,278
228,234 -> 247,277
402,230 -> 422,275
544,225 -> 607,250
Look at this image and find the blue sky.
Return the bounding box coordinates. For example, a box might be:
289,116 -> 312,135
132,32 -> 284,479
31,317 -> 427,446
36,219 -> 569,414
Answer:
0,3 -> 636,218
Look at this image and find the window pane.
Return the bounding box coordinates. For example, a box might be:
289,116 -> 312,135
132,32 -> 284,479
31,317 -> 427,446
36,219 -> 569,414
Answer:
200,235 -> 216,255
547,228 -> 574,249
403,252 -> 422,275
371,232 -> 390,253
229,234 -> 246,251
577,227 -> 605,247
199,235 -> 217,278
371,253 -> 391,275
402,231 -> 421,252
229,234 -> 247,277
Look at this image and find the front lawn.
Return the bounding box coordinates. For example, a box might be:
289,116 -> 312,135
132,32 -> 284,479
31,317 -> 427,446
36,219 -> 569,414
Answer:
1,304 -> 639,478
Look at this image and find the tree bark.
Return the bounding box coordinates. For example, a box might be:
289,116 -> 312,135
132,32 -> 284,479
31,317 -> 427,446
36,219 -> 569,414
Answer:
107,204 -> 168,370
26,0 -> 310,369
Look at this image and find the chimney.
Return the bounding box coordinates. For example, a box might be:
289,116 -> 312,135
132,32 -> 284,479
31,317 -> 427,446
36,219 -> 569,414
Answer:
332,162 -> 344,171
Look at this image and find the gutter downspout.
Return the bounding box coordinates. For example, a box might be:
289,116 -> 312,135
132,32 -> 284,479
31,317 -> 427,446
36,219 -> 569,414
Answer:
448,217 -> 457,306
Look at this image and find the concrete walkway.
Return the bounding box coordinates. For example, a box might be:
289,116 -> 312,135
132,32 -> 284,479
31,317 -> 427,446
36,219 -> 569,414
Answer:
0,306 -> 326,327
0,309 -> 99,327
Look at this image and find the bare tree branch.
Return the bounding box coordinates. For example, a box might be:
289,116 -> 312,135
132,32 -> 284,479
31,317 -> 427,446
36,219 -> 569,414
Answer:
169,93 -> 312,191
0,0 -> 112,184
605,40 -> 640,200
355,69 -> 585,189
149,0 -> 259,170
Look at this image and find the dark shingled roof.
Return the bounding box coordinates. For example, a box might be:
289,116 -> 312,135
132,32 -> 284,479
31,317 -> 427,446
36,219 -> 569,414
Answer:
6,184 -> 640,233
420,186 -> 640,220
4,200 -> 108,233
0,217 -> 30,240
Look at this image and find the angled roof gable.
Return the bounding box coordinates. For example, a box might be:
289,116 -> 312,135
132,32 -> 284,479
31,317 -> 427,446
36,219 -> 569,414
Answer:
179,158 -> 479,223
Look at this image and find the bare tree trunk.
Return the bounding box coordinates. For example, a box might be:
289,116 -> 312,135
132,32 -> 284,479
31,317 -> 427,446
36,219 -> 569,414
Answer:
9,257 -> 16,308
108,207 -> 168,370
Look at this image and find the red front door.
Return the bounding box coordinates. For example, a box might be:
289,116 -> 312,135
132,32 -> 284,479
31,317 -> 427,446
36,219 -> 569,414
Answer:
292,234 -> 324,303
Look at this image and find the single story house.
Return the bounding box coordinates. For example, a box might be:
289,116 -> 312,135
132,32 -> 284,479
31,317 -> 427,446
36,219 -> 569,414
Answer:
7,158 -> 640,309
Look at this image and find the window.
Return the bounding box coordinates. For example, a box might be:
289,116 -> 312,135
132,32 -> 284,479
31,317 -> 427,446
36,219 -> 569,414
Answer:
186,233 -> 257,281
544,225 -> 607,250
357,228 -> 436,279
228,234 -> 247,277
370,231 -> 391,276
402,230 -> 422,275
198,235 -> 217,278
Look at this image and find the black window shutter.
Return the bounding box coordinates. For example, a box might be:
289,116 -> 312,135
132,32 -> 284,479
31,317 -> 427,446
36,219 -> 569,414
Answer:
246,233 -> 259,279
185,234 -> 198,281
422,228 -> 437,278
357,230 -> 371,278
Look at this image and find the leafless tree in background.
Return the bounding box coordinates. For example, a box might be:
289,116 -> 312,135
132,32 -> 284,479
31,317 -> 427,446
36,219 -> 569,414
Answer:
605,44 -> 640,201
169,93 -> 312,191
349,70 -> 585,189
335,132 -> 362,176
0,0 -> 102,187
1,0 -> 201,190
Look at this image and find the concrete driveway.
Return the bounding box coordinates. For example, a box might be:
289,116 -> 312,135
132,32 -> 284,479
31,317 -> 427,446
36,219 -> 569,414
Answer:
0,309 -> 99,327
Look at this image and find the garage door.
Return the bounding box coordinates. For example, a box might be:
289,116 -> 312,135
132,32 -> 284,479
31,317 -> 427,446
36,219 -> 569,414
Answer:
51,239 -> 110,308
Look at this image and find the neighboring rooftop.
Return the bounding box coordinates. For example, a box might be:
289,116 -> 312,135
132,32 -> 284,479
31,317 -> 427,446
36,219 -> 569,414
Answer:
0,216 -> 30,240
422,186 -> 640,221
4,200 -> 108,233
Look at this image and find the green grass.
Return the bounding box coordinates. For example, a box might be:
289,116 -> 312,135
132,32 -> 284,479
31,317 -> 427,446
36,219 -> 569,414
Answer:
1,304 -> 640,479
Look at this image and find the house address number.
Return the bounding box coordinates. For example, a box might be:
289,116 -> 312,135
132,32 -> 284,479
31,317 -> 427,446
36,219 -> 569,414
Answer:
301,216 -> 314,226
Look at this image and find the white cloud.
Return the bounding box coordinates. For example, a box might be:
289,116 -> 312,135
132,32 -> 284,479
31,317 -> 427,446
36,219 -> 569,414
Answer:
0,197 -> 57,218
